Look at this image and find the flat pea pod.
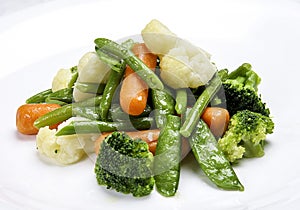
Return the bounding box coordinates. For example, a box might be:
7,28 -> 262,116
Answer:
154,115 -> 181,197
34,96 -> 102,128
26,89 -> 53,104
55,117 -> 154,136
151,88 -> 175,129
94,38 -> 164,90
99,61 -> 125,121
46,88 -> 73,104
75,82 -> 106,94
189,119 -> 244,191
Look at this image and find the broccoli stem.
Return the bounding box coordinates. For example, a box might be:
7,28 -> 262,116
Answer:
180,74 -> 222,138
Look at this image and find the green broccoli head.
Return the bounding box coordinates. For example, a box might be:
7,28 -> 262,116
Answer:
217,63 -> 270,117
222,82 -> 270,116
94,131 -> 155,197
218,110 -> 274,163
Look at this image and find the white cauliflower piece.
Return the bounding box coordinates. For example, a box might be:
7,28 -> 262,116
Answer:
36,125 -> 99,165
141,19 -> 216,88
141,19 -> 177,55
52,67 -> 77,92
160,43 -> 217,88
73,52 -> 111,102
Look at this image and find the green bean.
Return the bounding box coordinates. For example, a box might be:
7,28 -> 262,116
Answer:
34,96 -> 102,128
180,74 -> 222,137
68,66 -> 78,88
75,82 -> 106,94
154,115 -> 181,197
108,104 -> 152,122
44,98 -> 68,106
94,38 -> 164,90
151,88 -> 175,129
47,88 -> 73,103
55,117 -> 154,136
26,89 -> 52,104
175,88 -> 187,115
189,119 -> 244,191
72,106 -> 101,121
99,61 -> 125,121
95,47 -> 123,72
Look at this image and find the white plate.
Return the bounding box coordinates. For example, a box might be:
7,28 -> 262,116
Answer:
1,0 -> 300,209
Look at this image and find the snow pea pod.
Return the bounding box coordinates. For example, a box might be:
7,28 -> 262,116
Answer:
189,119 -> 244,191
154,115 -> 181,197
151,88 -> 175,129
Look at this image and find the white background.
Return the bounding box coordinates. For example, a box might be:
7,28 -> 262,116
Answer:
0,0 -> 300,209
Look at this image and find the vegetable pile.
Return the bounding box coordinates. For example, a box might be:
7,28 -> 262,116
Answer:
16,19 -> 274,197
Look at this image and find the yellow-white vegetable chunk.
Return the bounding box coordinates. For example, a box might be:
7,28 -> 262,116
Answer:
142,19 -> 216,88
36,122 -> 99,165
73,52 -> 110,102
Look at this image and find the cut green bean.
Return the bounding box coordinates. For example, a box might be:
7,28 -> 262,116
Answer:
189,119 -> 244,191
68,66 -> 78,88
180,74 -> 222,138
44,98 -> 68,106
94,38 -> 164,90
75,82 -> 106,94
108,104 -> 152,122
72,106 -> 101,121
95,47 -> 123,72
154,115 -> 181,197
26,89 -> 52,104
175,88 -> 187,115
47,88 -> 73,104
99,61 -> 125,121
55,117 -> 154,136
34,96 -> 102,128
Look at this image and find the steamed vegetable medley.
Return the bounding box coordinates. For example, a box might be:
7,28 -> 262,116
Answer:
16,19 -> 274,197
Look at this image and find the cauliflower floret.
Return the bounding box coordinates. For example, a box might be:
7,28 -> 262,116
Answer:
141,19 -> 177,55
52,67 -> 77,92
141,19 -> 216,88
160,44 -> 217,88
36,124 -> 99,165
73,52 -> 111,102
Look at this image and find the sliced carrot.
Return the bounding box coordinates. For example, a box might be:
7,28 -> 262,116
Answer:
94,129 -> 160,155
16,103 -> 61,135
201,107 -> 230,138
120,43 -> 157,116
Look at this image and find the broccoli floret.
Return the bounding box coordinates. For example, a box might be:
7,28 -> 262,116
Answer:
217,63 -> 270,116
94,131 -> 155,197
218,110 -> 274,163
